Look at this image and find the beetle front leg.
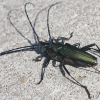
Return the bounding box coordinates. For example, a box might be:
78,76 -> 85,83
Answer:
58,32 -> 73,44
36,57 -> 51,84
53,32 -> 73,44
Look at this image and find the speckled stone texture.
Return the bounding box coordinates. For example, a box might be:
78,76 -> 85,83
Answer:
0,0 -> 100,100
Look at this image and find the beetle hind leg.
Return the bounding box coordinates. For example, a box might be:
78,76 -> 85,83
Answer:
73,43 -> 80,48
63,65 -> 91,99
59,61 -> 91,99
81,43 -> 100,58
81,43 -> 100,52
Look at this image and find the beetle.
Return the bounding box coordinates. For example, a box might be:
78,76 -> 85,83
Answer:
32,2 -> 100,99
25,2 -> 100,99
0,2 -> 100,99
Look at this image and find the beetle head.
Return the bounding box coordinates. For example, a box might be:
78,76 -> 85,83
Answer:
38,41 -> 49,53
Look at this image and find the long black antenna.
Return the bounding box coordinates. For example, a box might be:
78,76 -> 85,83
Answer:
0,46 -> 34,56
8,9 -> 33,45
25,2 -> 39,44
47,1 -> 64,41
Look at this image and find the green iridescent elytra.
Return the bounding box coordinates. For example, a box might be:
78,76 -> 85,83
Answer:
51,43 -> 97,66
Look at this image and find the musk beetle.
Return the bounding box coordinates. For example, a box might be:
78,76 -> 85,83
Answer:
0,2 -> 100,99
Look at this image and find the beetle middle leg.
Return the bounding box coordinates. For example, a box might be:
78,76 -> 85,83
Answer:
52,60 -> 59,67
36,56 -> 51,84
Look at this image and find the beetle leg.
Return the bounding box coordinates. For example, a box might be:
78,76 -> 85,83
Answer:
36,57 -> 51,84
81,43 -> 100,52
59,60 -> 91,99
62,65 -> 91,99
33,55 -> 43,62
52,32 -> 73,44
56,32 -> 73,44
73,43 -> 80,48
59,64 -> 66,76
52,59 -> 61,67
52,60 -> 57,67
81,43 -> 96,51
81,43 -> 100,57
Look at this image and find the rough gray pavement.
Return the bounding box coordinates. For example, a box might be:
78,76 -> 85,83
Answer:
0,0 -> 100,100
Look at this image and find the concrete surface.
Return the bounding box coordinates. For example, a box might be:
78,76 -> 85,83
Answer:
0,0 -> 100,100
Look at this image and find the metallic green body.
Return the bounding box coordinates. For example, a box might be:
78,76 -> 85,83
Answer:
39,41 -> 97,65
52,43 -> 97,65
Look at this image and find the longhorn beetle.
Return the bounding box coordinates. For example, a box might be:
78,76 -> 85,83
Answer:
0,2 -> 100,99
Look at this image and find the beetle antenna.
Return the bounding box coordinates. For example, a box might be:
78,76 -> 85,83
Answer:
25,2 -> 39,44
8,9 -> 33,45
47,1 -> 65,42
